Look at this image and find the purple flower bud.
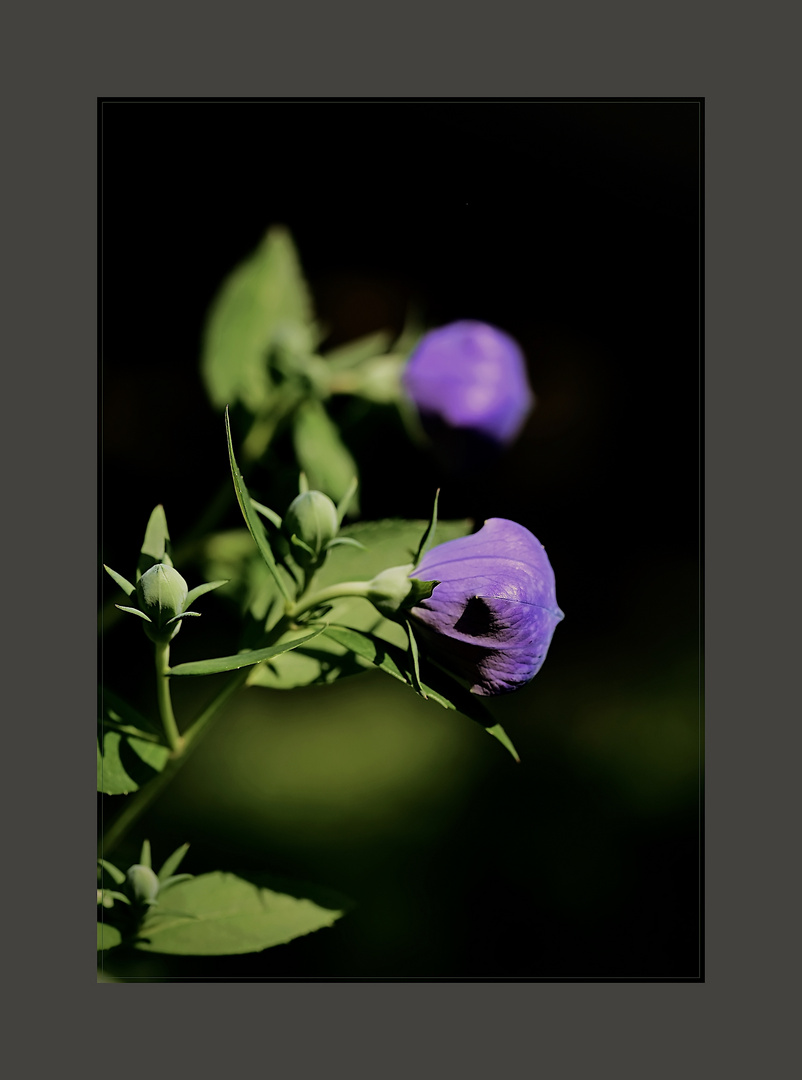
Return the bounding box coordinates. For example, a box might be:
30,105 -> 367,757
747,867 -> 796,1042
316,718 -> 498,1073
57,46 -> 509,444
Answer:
402,321 -> 534,455
409,518 -> 563,696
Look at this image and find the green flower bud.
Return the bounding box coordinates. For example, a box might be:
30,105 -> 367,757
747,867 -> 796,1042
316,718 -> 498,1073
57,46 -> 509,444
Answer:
126,864 -> 160,904
283,490 -> 339,569
136,563 -> 188,640
366,564 -> 440,620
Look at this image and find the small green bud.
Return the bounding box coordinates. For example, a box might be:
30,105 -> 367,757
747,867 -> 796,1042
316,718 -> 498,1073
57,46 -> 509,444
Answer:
366,564 -> 439,621
283,490 -> 339,569
136,564 -> 188,640
126,864 -> 160,904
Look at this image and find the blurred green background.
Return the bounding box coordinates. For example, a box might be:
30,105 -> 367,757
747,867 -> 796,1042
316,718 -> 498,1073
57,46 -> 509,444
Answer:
100,100 -> 701,979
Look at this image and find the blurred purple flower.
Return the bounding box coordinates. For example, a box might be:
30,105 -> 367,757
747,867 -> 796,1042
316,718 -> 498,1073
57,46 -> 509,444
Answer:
402,321 -> 534,457
409,518 -> 563,696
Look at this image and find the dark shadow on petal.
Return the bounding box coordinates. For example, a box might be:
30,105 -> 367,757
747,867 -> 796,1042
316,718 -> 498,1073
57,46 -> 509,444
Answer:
454,595 -> 499,637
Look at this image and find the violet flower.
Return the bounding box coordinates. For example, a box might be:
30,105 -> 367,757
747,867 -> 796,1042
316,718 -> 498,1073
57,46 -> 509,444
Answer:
408,518 -> 563,696
402,321 -> 534,463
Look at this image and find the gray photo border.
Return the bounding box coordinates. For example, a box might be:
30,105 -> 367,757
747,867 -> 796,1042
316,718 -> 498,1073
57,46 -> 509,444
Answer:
7,6 -> 797,1075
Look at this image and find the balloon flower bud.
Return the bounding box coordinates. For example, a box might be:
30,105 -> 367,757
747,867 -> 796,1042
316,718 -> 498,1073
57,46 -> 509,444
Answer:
126,864 -> 160,905
283,490 -> 340,569
402,321 -> 534,469
136,563 -> 189,642
365,564 -> 438,621
406,518 -> 564,696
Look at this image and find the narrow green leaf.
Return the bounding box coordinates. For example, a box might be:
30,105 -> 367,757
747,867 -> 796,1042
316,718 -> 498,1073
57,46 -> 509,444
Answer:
97,922 -> 123,951
322,625 -> 408,683
97,858 -> 126,886
184,579 -> 229,608
135,872 -> 348,956
413,664 -> 521,763
99,889 -> 131,907
138,505 -> 172,578
413,489 -> 440,566
169,625 -> 326,676
158,843 -> 191,882
250,499 -> 283,529
298,471 -> 309,493
165,611 -> 202,626
485,724 -> 521,763
405,619 -> 426,698
325,536 -> 366,552
335,476 -> 359,526
139,839 -> 152,869
115,604 -> 152,622
292,398 -> 360,505
225,406 -> 291,602
159,874 -> 194,890
289,533 -> 316,559
103,565 -> 136,597
246,629 -> 370,690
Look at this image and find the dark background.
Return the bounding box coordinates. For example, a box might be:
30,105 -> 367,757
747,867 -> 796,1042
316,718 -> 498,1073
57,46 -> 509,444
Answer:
100,100 -> 701,979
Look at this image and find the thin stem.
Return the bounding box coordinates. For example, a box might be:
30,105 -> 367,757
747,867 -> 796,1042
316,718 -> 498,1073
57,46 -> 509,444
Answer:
154,640 -> 184,754
286,581 -> 372,620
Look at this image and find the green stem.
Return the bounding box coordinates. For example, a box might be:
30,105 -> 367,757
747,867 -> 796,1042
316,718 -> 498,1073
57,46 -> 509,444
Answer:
155,639 -> 183,753
286,581 -> 372,620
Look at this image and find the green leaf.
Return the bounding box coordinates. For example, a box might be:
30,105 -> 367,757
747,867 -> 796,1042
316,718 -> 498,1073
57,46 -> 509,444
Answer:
292,398 -> 360,506
485,724 -> 521,763
139,839 -> 152,869
405,619 -> 425,697
245,629 -> 370,689
169,625 -> 326,676
115,604 -> 152,622
201,226 -> 316,412
165,611 -> 202,627
134,872 -> 348,956
137,505 -> 172,579
103,565 -> 136,597
158,843 -> 190,882
325,536 -> 365,552
97,858 -> 126,886
323,624 -> 408,681
414,488 -> 440,566
97,922 -> 123,951
251,499 -> 283,529
98,690 -> 170,795
335,476 -> 359,526
225,407 -> 291,602
184,579 -> 228,609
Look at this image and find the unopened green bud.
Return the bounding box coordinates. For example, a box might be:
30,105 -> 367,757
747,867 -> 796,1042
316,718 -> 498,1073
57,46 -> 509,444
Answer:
283,490 -> 339,568
136,564 -> 188,638
126,864 -> 160,904
366,564 -> 439,620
